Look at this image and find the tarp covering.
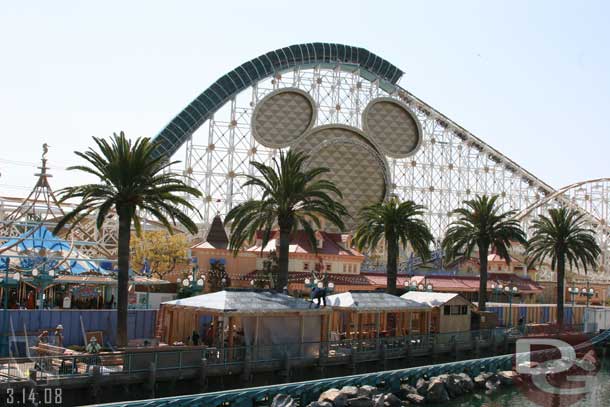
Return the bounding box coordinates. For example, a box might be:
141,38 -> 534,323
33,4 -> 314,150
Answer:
242,315 -> 321,357
162,290 -> 323,314
160,290 -> 327,354
0,226 -> 99,274
401,291 -> 462,307
327,291 -> 430,311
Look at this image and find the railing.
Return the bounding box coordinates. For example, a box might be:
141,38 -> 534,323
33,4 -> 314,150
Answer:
0,329 -> 507,383
87,353 -> 515,407
88,328 -> 610,407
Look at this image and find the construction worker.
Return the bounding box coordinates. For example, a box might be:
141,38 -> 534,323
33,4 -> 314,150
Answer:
54,324 -> 64,348
85,336 -> 102,372
37,330 -> 49,345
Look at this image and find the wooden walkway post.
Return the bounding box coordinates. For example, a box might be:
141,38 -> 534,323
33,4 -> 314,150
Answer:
299,314 -> 305,357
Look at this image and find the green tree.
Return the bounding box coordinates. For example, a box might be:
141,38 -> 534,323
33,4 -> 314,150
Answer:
225,150 -> 348,290
53,132 -> 201,346
131,230 -> 190,279
526,207 -> 600,328
442,195 -> 526,311
353,197 -> 433,294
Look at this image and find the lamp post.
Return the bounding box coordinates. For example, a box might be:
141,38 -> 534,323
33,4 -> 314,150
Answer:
304,277 -> 319,291
177,265 -> 205,297
404,280 -> 418,292
504,285 -> 519,328
304,277 -> 334,307
403,280 -> 433,292
580,283 -> 595,330
31,267 -> 56,309
491,282 -> 504,303
568,286 -> 579,326
304,277 -> 335,293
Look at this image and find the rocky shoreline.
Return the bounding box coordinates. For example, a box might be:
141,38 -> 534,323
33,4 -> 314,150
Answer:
270,370 -> 519,406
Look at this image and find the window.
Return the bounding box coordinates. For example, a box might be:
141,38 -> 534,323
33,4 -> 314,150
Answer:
447,305 -> 468,315
343,264 -> 347,273
303,263 -> 309,271
411,314 -> 420,332
326,264 -> 332,271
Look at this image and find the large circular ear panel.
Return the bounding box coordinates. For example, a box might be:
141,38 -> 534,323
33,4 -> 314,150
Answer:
362,97 -> 422,158
301,126 -> 389,231
251,88 -> 316,148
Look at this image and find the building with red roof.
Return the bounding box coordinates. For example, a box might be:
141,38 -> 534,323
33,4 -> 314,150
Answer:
192,216 -> 543,300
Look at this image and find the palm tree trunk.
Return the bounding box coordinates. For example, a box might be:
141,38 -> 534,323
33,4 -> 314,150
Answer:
386,238 -> 398,295
478,243 -> 489,311
116,208 -> 131,348
277,226 -> 291,291
556,253 -> 565,329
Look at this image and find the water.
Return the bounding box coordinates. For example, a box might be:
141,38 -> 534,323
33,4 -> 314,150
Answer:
440,359 -> 610,407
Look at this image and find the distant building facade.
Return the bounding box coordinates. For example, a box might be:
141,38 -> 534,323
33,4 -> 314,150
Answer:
190,216 -> 545,299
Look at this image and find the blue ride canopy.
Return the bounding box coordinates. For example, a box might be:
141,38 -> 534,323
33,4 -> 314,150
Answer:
0,226 -> 100,274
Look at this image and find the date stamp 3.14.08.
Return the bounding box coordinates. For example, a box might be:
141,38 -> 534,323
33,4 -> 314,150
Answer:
2,387 -> 63,406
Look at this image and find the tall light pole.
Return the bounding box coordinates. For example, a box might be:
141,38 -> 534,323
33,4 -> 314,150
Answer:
404,280 -> 418,292
568,286 -> 579,326
403,280 -> 433,292
504,285 -> 519,328
491,282 -> 503,303
31,267 -> 56,309
580,283 -> 595,330
177,264 -> 205,298
304,277 -> 335,306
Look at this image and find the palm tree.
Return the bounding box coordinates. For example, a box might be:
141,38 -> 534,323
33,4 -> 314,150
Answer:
353,197 -> 433,294
53,132 -> 201,346
442,195 -> 526,311
526,207 -> 600,328
225,150 -> 348,290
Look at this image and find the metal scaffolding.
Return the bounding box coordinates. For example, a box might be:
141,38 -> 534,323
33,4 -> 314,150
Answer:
177,59 -> 608,279
181,65 -> 546,234
0,146 -> 117,261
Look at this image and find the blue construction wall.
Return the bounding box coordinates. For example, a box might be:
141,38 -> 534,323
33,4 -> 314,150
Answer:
0,309 -> 157,349
486,304 -> 585,327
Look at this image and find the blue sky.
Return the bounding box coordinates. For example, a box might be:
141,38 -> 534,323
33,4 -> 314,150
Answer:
0,0 -> 608,195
